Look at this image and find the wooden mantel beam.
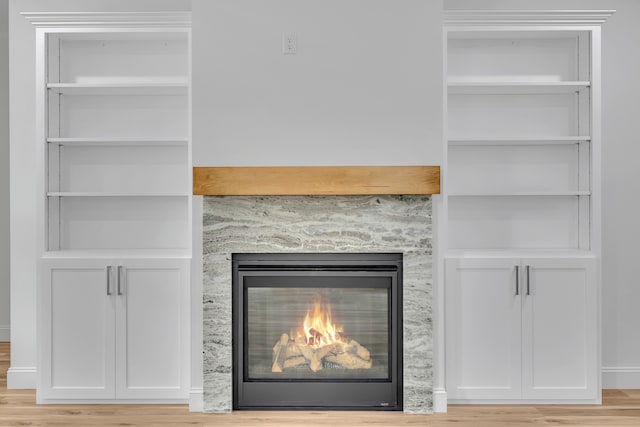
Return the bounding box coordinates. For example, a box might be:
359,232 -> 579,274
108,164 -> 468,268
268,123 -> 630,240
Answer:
193,166 -> 440,196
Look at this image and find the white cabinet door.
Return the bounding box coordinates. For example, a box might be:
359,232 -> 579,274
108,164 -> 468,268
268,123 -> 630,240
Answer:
446,258 -> 522,400
114,259 -> 189,399
39,259 -> 116,400
521,258 -> 597,400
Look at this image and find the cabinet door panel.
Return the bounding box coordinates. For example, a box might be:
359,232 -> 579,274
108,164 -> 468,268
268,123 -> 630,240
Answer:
522,258 -> 597,399
39,260 -> 115,400
115,260 -> 189,399
446,258 -> 522,400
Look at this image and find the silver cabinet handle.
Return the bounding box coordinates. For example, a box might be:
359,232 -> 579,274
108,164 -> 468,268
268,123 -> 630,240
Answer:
106,265 -> 112,295
515,265 -> 520,295
526,265 -> 531,296
117,265 -> 124,296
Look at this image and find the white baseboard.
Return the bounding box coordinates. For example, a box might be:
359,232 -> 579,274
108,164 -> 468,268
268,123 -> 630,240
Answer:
433,388 -> 447,413
7,366 -> 37,389
189,388 -> 204,412
0,325 -> 9,342
603,366 -> 640,389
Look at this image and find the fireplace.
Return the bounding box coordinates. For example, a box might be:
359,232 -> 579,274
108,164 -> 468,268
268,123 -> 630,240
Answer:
202,195 -> 432,413
232,253 -> 403,409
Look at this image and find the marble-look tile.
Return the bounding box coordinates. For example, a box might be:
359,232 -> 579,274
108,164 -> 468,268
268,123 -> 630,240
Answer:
202,195 -> 432,413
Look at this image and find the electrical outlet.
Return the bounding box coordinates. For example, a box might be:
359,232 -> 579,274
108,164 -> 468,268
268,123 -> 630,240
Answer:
283,33 -> 297,55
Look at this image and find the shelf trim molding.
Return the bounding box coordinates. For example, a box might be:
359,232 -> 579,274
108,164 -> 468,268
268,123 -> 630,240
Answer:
448,136 -> 591,143
447,82 -> 591,95
22,11 -> 192,28
47,137 -> 188,146
445,10 -> 615,26
448,191 -> 590,197
193,166 -> 441,196
46,192 -> 190,197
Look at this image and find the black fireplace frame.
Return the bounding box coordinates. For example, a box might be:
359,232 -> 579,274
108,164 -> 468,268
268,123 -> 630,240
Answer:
232,253 -> 403,410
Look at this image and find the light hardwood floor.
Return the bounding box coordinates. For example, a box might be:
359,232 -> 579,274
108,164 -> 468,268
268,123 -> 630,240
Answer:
2,343 -> 640,426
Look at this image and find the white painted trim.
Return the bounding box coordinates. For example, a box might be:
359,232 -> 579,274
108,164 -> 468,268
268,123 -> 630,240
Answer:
7,366 -> 37,389
433,388 -> 447,413
190,197 -> 204,399
445,10 -> 615,26
22,12 -> 191,28
189,388 -> 204,412
37,398 -> 189,405
432,194 -> 447,409
0,325 -> 9,342
448,398 -> 601,405
602,367 -> 640,389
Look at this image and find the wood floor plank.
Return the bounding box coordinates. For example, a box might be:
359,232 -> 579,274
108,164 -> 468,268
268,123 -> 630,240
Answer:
2,342 -> 640,426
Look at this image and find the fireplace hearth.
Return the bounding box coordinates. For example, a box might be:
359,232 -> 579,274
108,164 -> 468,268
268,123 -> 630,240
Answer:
233,253 -> 403,409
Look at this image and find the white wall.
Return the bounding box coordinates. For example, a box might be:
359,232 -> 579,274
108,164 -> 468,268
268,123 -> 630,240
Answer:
7,0 -> 191,388
598,0 -> 640,388
445,0 -> 640,388
192,0 -> 443,167
0,0 -> 9,342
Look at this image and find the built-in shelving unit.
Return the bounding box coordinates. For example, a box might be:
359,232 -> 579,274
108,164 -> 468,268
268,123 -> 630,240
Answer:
443,10 -> 613,405
27,12 -> 192,404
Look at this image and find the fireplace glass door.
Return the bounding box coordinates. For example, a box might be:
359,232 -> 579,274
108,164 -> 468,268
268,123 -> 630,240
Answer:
233,254 -> 402,410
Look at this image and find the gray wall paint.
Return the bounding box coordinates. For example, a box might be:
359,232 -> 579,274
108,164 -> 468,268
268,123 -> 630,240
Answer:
192,0 -> 443,167
0,0 -> 9,342
446,0 -> 640,387
598,0 -> 640,386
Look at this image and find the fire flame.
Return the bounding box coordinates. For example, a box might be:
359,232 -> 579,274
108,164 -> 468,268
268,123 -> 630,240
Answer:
295,296 -> 345,348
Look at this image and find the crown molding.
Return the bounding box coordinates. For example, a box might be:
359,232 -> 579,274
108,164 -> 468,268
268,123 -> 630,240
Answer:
445,10 -> 615,27
22,11 -> 192,28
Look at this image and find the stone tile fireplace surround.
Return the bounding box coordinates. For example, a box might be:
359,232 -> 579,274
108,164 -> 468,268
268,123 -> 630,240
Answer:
202,195 -> 433,413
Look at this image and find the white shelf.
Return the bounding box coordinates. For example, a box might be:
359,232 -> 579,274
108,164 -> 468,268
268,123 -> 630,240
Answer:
47,82 -> 188,95
47,192 -> 190,197
448,81 -> 590,94
445,248 -> 596,259
42,248 -> 192,260
448,191 -> 590,197
448,136 -> 591,146
47,137 -> 188,146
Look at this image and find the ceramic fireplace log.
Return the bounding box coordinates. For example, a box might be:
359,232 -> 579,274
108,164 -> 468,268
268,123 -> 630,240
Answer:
282,356 -> 307,370
310,343 -> 341,372
325,352 -> 373,370
271,333 -> 291,373
285,341 -> 302,359
272,336 -> 373,373
349,339 -> 371,361
295,340 -> 316,363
